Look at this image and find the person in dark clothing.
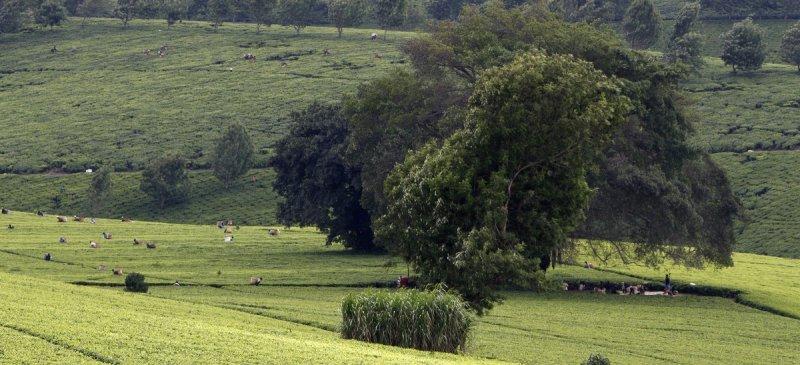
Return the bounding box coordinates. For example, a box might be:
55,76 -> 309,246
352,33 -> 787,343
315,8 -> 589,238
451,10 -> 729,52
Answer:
665,273 -> 672,295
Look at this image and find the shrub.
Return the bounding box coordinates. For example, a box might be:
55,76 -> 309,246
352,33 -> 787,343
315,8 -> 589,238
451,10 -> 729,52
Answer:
124,272 -> 148,293
341,289 -> 471,353
582,353 -> 611,365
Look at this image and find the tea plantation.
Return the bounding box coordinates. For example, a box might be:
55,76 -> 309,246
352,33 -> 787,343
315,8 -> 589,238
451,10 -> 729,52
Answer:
1,212 -> 799,364
5,17 -> 800,259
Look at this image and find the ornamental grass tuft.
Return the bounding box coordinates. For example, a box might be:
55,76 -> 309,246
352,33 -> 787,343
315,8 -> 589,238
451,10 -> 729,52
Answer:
341,288 -> 471,353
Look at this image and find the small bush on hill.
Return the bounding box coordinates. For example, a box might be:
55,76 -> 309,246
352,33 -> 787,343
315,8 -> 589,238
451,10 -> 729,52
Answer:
341,289 -> 471,353
582,353 -> 611,365
124,272 -> 148,293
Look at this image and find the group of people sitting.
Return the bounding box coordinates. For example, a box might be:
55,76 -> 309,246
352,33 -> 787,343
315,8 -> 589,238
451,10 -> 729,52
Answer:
562,275 -> 679,297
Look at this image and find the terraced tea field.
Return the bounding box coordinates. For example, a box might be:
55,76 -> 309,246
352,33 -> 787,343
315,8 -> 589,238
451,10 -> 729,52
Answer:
0,168 -> 280,225
0,18 -> 409,172
0,272 -> 481,364
1,212 -> 799,364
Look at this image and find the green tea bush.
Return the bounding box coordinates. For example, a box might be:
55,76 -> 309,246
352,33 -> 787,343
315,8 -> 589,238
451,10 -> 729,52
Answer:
582,353 -> 611,365
340,289 -> 471,353
125,273 -> 148,293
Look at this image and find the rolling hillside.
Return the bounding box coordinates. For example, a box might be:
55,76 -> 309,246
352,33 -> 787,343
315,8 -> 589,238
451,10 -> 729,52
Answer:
0,18 -> 408,172
1,212 -> 799,364
3,16 -> 800,259
0,271 -> 482,364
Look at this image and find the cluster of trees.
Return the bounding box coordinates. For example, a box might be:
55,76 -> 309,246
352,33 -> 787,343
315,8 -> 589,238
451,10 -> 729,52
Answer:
0,0 -> 68,31
86,124 -> 254,213
0,0 -> 409,35
271,1 -> 742,312
611,0 -> 800,73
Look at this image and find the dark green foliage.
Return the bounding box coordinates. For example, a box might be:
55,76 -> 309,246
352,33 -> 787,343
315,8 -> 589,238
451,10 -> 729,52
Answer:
212,124 -> 254,189
582,353 -> 611,365
35,0 -> 68,27
721,18 -> 766,73
398,2 -> 740,267
665,32 -> 704,69
249,0 -> 276,32
666,2 -> 702,69
0,0 -> 25,34
87,167 -> 112,215
124,272 -> 148,293
207,0 -> 232,29
342,69 -> 464,220
76,0 -> 114,25
270,103 -> 374,250
114,0 -> 138,26
556,0 -> 619,23
377,52 -> 631,312
341,289 -> 472,353
327,0 -> 366,37
622,0 -> 662,49
140,155 -> 190,209
672,2 -> 700,40
162,0 -> 185,26
781,22 -> 800,72
277,0 -> 323,34
426,0 -> 478,20
373,0 -> 405,34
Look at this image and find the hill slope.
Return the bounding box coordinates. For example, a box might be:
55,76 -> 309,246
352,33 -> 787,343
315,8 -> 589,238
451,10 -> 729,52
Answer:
0,271 -> 483,364
0,18 -> 408,172
1,212 -> 799,364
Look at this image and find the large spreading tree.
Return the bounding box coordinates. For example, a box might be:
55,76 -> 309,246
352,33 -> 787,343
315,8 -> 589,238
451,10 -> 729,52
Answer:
403,2 -> 740,269
272,1 -> 741,309
377,52 -> 631,312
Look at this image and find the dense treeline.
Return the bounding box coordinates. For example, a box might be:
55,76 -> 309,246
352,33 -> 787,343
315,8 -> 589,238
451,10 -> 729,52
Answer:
271,1 -> 743,312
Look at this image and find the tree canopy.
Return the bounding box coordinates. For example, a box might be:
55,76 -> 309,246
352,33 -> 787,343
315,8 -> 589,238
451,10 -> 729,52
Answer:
270,103 -> 374,250
140,154 -> 190,209
377,52 -> 631,312
328,0 -> 366,37
781,21 -> 800,72
212,123 -> 254,189
399,1 -> 740,267
622,0 -> 662,49
721,18 -> 766,72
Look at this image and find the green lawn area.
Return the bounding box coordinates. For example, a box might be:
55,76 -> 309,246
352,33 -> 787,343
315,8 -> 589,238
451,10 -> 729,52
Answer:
1,212 -> 799,364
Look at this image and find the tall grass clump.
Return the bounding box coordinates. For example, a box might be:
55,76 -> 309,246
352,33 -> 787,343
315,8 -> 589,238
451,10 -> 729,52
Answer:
341,289 -> 472,353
